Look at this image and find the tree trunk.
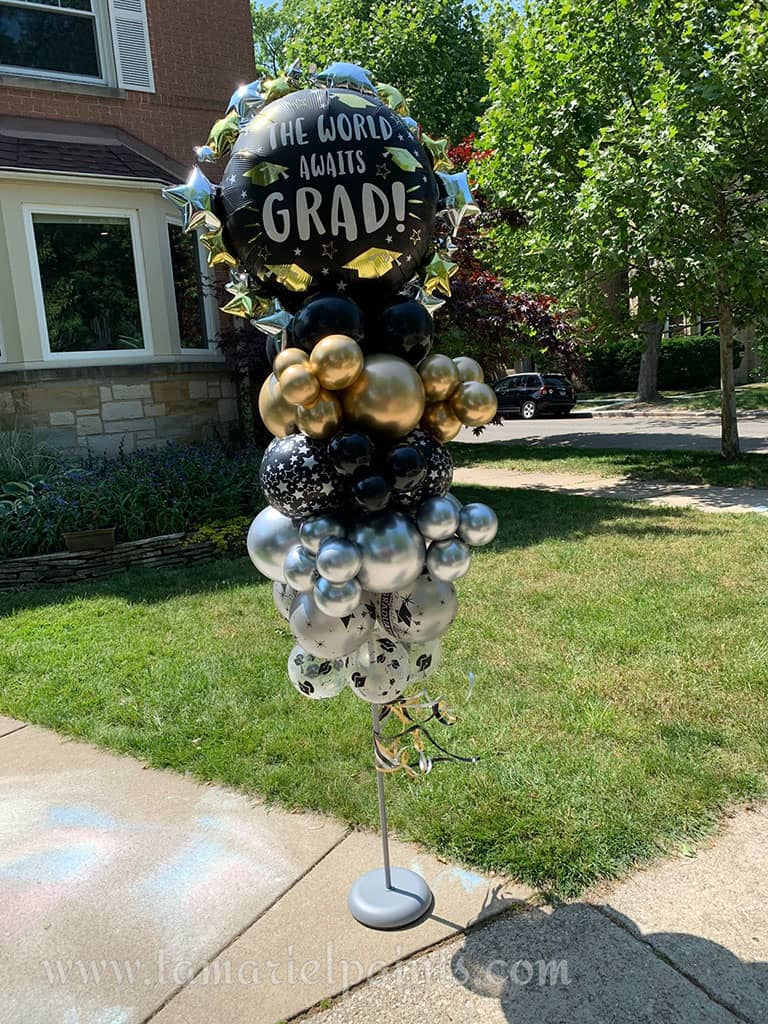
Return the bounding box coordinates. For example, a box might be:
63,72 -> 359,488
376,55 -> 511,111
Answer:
718,284 -> 740,461
636,321 -> 663,401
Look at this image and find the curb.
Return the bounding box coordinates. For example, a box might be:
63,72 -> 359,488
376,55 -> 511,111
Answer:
584,407 -> 768,420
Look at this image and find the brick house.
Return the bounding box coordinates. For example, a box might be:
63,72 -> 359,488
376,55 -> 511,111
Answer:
0,0 -> 255,454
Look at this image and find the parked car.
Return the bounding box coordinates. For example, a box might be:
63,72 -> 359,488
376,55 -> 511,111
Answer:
492,373 -> 576,419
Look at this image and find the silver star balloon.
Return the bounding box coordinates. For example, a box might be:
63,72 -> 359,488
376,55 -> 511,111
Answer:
251,301 -> 293,337
227,79 -> 266,126
194,144 -> 216,163
162,168 -> 220,232
437,170 -> 481,230
225,268 -> 251,295
415,286 -> 447,317
314,61 -> 377,95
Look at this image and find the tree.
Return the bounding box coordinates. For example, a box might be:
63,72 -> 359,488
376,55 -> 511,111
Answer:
251,0 -> 490,141
478,0 -> 768,457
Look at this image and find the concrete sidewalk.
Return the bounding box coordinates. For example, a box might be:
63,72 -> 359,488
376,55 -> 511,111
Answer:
0,717 -> 527,1024
454,466 -> 768,515
2,716 -> 766,1024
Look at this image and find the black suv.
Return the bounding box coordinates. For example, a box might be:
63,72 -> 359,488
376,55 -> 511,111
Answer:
493,373 -> 576,419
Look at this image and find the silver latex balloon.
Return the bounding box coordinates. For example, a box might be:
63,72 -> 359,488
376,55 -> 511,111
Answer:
426,538 -> 472,582
289,591 -> 375,658
299,514 -> 346,555
287,645 -> 347,700
273,580 -> 297,621
316,538 -> 362,583
349,511 -> 426,594
376,573 -> 458,643
348,636 -> 410,704
314,576 -> 362,617
416,496 -> 461,541
458,503 -> 499,547
406,639 -> 442,684
284,544 -> 316,591
247,507 -> 300,582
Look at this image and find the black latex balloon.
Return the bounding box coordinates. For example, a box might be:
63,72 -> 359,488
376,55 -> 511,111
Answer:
260,434 -> 346,518
219,88 -> 439,304
351,470 -> 392,513
327,432 -> 374,476
393,429 -> 454,511
366,297 -> 434,364
386,443 -> 427,492
291,292 -> 364,354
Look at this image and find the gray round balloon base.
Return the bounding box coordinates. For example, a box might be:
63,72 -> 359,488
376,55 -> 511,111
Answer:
348,868 -> 434,930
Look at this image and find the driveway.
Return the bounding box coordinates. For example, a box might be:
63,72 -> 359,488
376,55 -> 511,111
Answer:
462,412 -> 768,453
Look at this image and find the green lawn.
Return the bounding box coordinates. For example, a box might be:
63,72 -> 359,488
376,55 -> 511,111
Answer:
577,383 -> 768,411
451,443 -> 768,488
2,485 -> 767,898
664,383 -> 768,412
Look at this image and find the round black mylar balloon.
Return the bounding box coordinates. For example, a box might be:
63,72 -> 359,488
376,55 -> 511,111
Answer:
394,429 -> 454,511
366,297 -> 434,364
291,292 -> 364,353
220,89 -> 439,303
260,434 -> 346,519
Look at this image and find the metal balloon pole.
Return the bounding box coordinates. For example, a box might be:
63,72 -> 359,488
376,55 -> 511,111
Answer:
347,705 -> 434,929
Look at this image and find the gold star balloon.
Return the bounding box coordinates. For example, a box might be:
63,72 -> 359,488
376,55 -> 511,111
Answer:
422,134 -> 453,172
197,110 -> 240,162
163,168 -> 220,233
200,229 -> 237,268
423,253 -> 458,297
220,285 -> 268,319
377,83 -> 409,115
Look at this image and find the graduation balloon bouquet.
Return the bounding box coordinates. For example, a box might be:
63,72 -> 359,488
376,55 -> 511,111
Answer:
165,60 -> 499,772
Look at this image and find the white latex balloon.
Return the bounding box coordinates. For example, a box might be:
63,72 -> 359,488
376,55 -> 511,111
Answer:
247,507 -> 300,582
406,639 -> 442,684
273,580 -> 297,621
289,590 -> 375,658
376,573 -> 458,643
287,645 -> 347,699
348,636 -> 410,704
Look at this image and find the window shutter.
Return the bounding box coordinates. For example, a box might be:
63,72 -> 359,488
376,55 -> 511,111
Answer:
109,0 -> 155,93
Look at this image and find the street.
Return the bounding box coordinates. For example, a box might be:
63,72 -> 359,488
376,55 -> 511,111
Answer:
460,411 -> 768,453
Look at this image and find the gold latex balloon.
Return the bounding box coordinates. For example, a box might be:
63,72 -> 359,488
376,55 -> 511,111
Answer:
279,363 -> 321,407
453,356 -> 485,384
274,348 -> 310,379
421,401 -> 462,442
341,354 -> 425,440
297,388 -> 343,441
258,373 -> 297,438
449,382 -> 498,427
310,334 -> 364,391
418,353 -> 460,402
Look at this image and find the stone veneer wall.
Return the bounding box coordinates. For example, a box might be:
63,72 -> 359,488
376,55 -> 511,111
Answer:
0,362 -> 239,455
0,533 -> 217,591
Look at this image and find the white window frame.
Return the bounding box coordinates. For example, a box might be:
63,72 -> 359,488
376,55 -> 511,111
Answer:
0,0 -> 117,87
23,203 -> 154,362
165,216 -> 221,357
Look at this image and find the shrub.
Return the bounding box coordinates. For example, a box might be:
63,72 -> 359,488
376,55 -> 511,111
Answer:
184,516 -> 252,555
0,429 -> 65,487
0,442 -> 263,559
582,334 -> 741,392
